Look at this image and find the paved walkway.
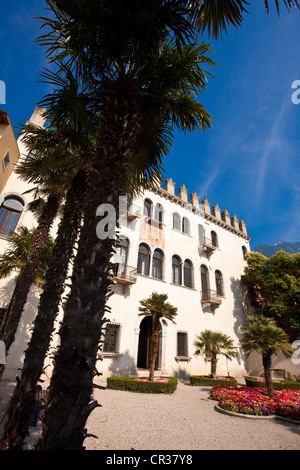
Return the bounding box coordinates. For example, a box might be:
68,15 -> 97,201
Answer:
1,378 -> 299,450
85,379 -> 300,451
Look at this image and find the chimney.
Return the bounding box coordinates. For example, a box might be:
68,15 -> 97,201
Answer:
165,178 -> 175,195
190,192 -> 199,209
221,209 -> 230,225
231,214 -> 239,230
212,204 -> 221,220
202,198 -> 211,215
178,184 -> 188,203
239,220 -> 248,236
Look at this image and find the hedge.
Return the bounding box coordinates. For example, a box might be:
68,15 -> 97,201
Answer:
245,376 -> 300,391
189,376 -> 238,387
106,376 -> 178,394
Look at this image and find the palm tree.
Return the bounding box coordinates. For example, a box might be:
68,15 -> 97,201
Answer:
0,116 -> 83,354
0,226 -> 54,289
0,192 -> 62,352
37,20 -> 215,451
194,330 -> 237,377
240,315 -> 293,397
36,0 -> 300,449
138,292 -> 177,382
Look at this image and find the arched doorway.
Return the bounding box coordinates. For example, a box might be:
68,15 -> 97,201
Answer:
137,316 -> 161,370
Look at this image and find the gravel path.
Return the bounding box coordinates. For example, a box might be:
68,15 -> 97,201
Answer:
85,379 -> 300,451
1,378 -> 300,450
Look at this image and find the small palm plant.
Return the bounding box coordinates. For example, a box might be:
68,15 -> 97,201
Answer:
139,292 -> 177,382
240,315 -> 293,397
194,330 -> 237,378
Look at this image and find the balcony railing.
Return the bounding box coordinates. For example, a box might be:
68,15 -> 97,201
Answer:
126,204 -> 141,221
113,264 -> 137,285
198,237 -> 217,254
201,289 -> 222,307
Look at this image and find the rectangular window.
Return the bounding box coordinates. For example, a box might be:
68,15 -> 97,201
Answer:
177,332 -> 188,357
103,323 -> 121,353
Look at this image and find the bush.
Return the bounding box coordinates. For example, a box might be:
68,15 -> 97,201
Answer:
106,376 -> 178,394
190,375 -> 238,387
245,376 -> 300,391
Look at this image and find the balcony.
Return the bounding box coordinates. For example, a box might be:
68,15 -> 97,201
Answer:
126,204 -> 141,221
113,264 -> 137,285
201,289 -> 222,308
198,237 -> 217,255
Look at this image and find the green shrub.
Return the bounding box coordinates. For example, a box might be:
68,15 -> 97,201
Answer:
106,376 -> 178,394
189,375 -> 238,387
245,376 -> 300,391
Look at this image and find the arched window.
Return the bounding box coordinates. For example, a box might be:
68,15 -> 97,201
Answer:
154,203 -> 163,229
211,231 -> 218,247
242,246 -> 247,260
182,217 -> 190,235
201,265 -> 209,300
143,199 -> 152,217
183,259 -> 193,288
114,237 -> 129,276
137,243 -> 150,276
152,248 -> 164,280
172,255 -> 182,285
215,270 -> 224,297
173,213 -> 181,231
0,196 -> 24,236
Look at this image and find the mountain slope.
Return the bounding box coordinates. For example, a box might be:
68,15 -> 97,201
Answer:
254,241 -> 300,257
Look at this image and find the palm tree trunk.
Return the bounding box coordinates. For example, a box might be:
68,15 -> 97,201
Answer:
149,321 -> 160,382
0,169 -> 86,450
210,355 -> 217,378
0,194 -> 62,354
40,79 -> 140,450
262,352 -> 274,398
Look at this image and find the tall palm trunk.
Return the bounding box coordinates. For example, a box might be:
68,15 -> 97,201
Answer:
0,194 -> 62,354
40,79 -> 140,450
149,320 -> 160,382
0,169 -> 86,450
262,351 -> 274,398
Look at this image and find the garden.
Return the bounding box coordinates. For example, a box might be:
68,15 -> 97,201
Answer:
209,385 -> 300,422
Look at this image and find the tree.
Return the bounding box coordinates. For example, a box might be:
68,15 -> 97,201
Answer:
241,251 -> 300,339
0,226 -> 54,289
240,315 -> 293,397
193,330 -> 237,377
36,0 -> 300,450
138,292 -> 177,382
37,7 -> 215,450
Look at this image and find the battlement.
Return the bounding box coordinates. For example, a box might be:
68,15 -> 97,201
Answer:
152,177 -> 249,240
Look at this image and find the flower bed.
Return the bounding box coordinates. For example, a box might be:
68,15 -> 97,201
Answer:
107,376 -> 178,394
210,386 -> 300,421
190,375 -> 238,387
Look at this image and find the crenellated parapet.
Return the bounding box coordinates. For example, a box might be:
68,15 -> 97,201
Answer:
152,177 -> 250,240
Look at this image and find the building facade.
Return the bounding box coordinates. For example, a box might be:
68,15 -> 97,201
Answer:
1,108 -> 253,380
98,180 -> 251,378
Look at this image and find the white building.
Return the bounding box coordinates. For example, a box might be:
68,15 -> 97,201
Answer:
0,108 -> 253,380
100,179 -> 251,379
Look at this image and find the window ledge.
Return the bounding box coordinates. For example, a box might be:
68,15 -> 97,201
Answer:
175,356 -> 192,363
170,282 -> 196,290
137,273 -> 166,283
98,352 -> 120,358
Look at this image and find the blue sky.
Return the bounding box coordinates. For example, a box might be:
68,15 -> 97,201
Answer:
0,1 -> 299,249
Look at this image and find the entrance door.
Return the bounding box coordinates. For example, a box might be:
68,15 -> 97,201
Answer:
137,316 -> 161,369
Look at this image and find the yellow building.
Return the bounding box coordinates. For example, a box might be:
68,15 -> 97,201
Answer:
0,109 -> 20,194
